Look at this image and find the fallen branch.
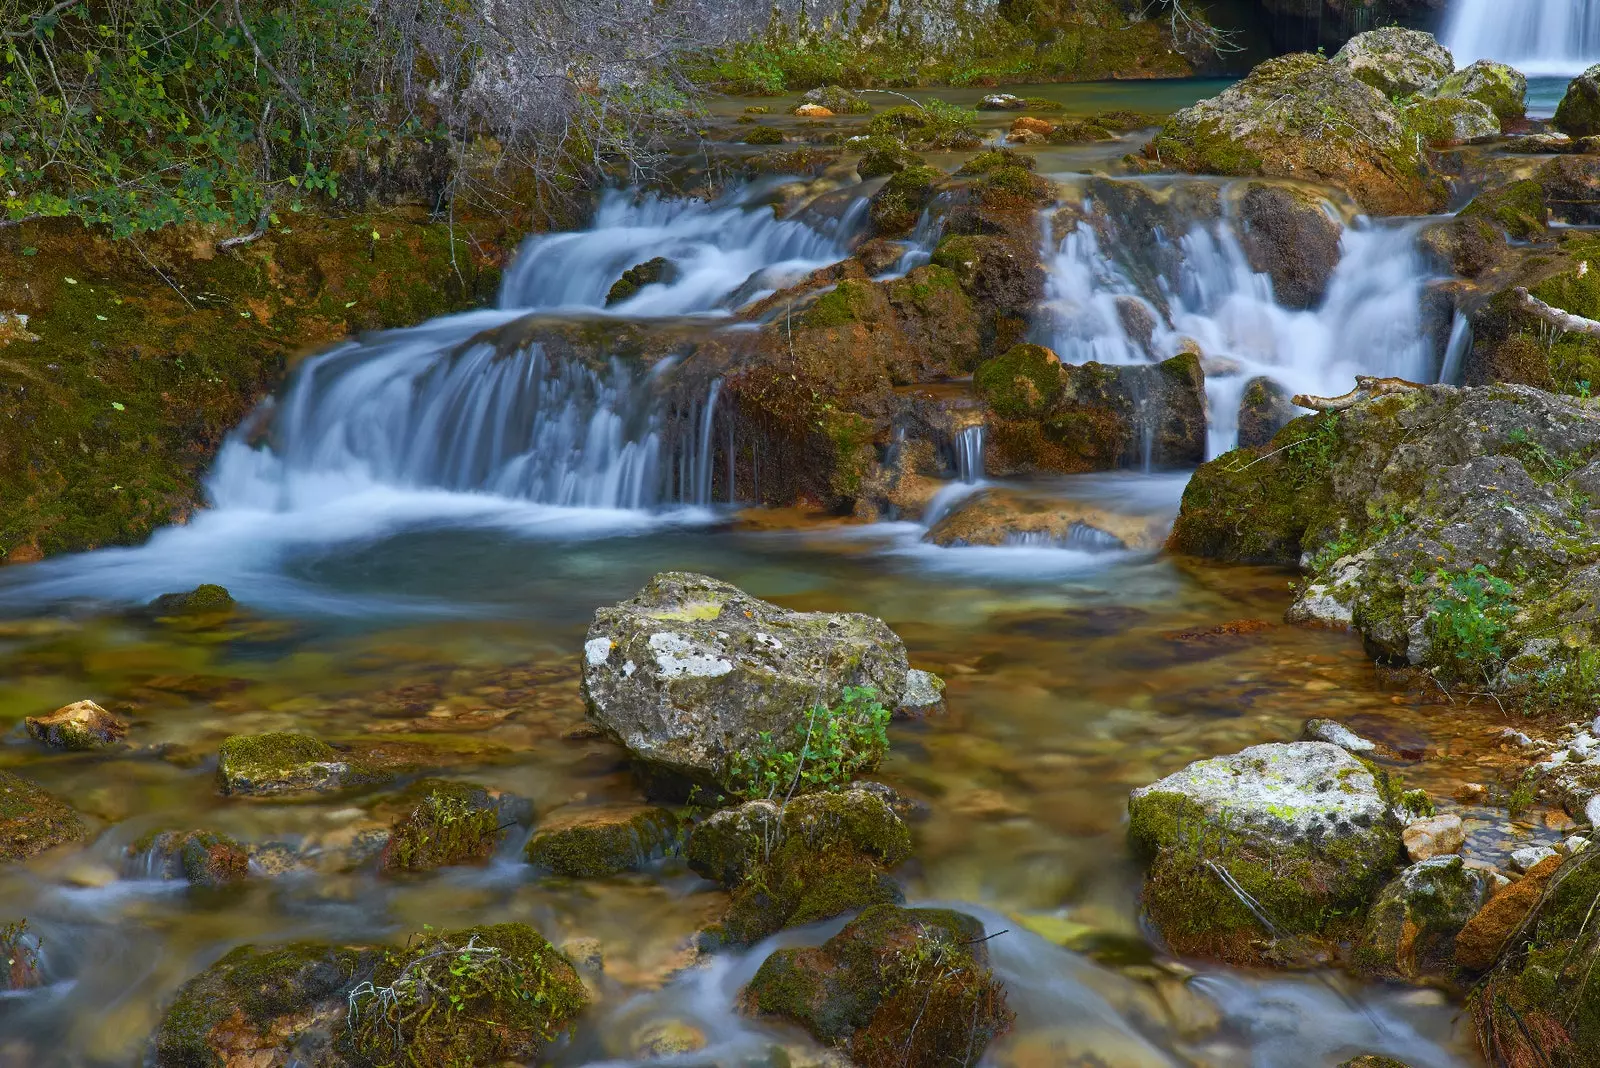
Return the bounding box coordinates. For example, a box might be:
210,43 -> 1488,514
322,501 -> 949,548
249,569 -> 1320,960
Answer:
1294,376 -> 1425,413
1514,287 -> 1600,338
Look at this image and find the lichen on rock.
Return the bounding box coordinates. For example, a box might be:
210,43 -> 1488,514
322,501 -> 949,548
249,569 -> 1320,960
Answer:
1330,27 -> 1454,98
1435,59 -> 1527,123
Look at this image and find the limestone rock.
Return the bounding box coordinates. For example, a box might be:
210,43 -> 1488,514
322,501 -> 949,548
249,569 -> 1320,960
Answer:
1356,855 -> 1494,985
581,573 -> 911,795
1128,741 -> 1404,963
896,668 -> 946,718
1329,27 -> 1452,97
1434,59 -> 1527,123
1146,53 -> 1445,215
1455,853 -> 1565,970
1300,717 -> 1383,756
745,904 -> 1013,1068
1236,182 -> 1342,309
1509,844 -> 1558,873
1401,96 -> 1500,148
922,486 -> 1165,550
0,770 -> 89,862
524,803 -> 680,877
1554,63 -> 1600,139
799,86 -> 871,115
1403,814 -> 1465,861
1236,376 -> 1299,449
25,699 -> 126,751
215,731 -> 389,797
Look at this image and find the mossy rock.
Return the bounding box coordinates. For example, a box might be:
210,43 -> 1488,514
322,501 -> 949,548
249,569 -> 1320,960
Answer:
1435,59 -> 1527,123
604,257 -> 680,306
341,923 -> 586,1065
1401,96 -> 1500,148
869,164 -> 944,237
799,85 -> 870,115
973,165 -> 1053,209
1045,118 -> 1116,144
1555,64 -> 1600,139
1460,179 -> 1548,241
380,780 -> 504,873
866,105 -> 981,150
955,148 -> 1036,176
0,770 -> 89,862
25,699 -> 126,751
855,137 -> 920,180
745,125 -> 785,145
150,942 -> 370,1068
687,785 -> 911,888
746,904 -> 1013,1067
1237,376 -> 1298,450
974,343 -> 1064,418
1473,850 -> 1600,1065
1330,27 -> 1453,98
215,731 -> 390,798
1355,856 -> 1493,986
524,803 -> 680,877
133,829 -> 250,888
148,584 -> 236,617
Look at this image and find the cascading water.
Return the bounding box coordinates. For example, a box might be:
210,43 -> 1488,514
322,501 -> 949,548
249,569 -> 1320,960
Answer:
1442,0 -> 1600,76
1040,181 -> 1443,457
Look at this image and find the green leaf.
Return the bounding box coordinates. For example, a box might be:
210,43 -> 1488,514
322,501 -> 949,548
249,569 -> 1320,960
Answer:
110,401 -> 124,411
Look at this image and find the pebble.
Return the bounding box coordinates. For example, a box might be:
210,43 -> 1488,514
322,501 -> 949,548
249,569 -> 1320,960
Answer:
1509,845 -> 1558,873
1402,814 -> 1465,861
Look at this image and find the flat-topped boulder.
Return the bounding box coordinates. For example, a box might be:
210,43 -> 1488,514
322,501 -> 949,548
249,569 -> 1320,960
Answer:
1330,27 -> 1453,98
582,573 -> 911,794
1129,741 -> 1404,963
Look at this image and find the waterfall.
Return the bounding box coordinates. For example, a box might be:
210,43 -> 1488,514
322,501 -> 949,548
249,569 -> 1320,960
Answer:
1441,0 -> 1600,76
955,425 -> 986,484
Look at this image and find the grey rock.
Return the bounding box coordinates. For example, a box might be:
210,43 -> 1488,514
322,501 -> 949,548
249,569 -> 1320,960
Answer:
897,669 -> 946,718
1236,376 -> 1300,449
1300,717 -> 1378,754
1237,183 -> 1343,309
1509,845 -> 1559,873
1331,27 -> 1454,97
1357,855 -> 1494,984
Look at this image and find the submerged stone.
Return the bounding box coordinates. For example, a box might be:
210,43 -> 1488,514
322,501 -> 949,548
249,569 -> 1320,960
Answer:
524,803 -> 680,877
25,699 -> 126,751
745,904 -> 1013,1068
1128,741 -> 1404,964
215,731 -> 389,797
380,780 -> 505,874
0,770 -> 88,862
148,584 -> 236,616
581,572 -> 911,796
1355,856 -> 1493,986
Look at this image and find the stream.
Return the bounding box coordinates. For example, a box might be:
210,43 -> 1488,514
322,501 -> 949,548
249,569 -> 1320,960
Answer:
0,79 -> 1546,1067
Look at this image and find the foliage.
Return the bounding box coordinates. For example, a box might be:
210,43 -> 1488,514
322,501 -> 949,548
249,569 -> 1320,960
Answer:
1400,789 -> 1435,818
865,99 -> 980,148
1505,428 -> 1578,483
730,685 -> 890,802
382,791 -> 502,873
1425,565 -> 1518,679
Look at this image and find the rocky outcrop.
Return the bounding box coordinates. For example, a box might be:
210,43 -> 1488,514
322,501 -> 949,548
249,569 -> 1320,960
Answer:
1355,856 -> 1493,986
1554,64 -> 1600,139
581,573 -> 911,795
1145,52 -> 1447,216
0,770 -> 88,862
745,904 -> 1013,1068
1128,741 -> 1404,964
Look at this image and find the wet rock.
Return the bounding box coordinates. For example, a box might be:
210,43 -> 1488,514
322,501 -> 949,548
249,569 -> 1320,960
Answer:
977,346 -> 1208,475
1237,183 -> 1342,309
1403,814 -> 1465,861
25,699 -> 126,751
744,125 -> 785,145
1474,851 -> 1600,1059
929,222 -> 1046,358
524,803 -> 680,877
1459,179 -> 1547,240
342,924 -> 586,1064
1356,856 -> 1494,985
0,921 -> 41,991
1008,117 -> 1053,143
1114,295 -> 1158,351
1418,215 -> 1507,279
1145,53 -> 1445,215
896,668 -> 945,718
1127,741 -> 1404,964
1339,1057 -> 1415,1068
1509,844 -> 1558,873
1536,155 -> 1600,226
869,164 -> 943,237
922,486 -> 1165,550
379,780 -> 506,874
1331,28 -> 1453,98
1434,59 -> 1527,123
605,257 -> 680,306
1455,853 -> 1565,971
1236,376 -> 1299,449
1554,63 -> 1600,139
794,103 -> 832,117
1401,96 -> 1500,148
798,86 -> 871,116
745,904 -> 1014,1068
0,770 -> 88,862
134,829 -> 250,888
215,731 -> 390,798
977,93 -> 1027,111
1300,718 -> 1385,756
855,137 -> 920,180
581,573 -> 911,796
148,583 -> 236,617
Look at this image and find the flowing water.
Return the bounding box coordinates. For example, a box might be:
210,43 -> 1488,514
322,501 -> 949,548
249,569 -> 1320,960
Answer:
1442,0 -> 1600,76
0,95 -> 1531,1067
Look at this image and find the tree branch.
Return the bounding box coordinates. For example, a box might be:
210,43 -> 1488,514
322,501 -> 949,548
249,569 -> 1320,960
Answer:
1515,286 -> 1600,338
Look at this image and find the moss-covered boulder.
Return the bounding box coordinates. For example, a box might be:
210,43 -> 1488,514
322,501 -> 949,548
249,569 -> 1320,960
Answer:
744,125 -> 785,145
342,924 -> 586,1065
1435,59 -> 1527,124
745,904 -> 1013,1068
0,770 -> 88,862
380,779 -> 505,874
215,731 -> 390,798
1237,376 -> 1299,449
1145,53 -> 1445,216
798,86 -> 870,115
1330,28 -> 1454,98
149,942 -> 371,1067
869,164 -> 944,237
922,486 -> 1166,550
865,104 -> 981,150
133,829 -> 250,888
25,699 -> 126,751
148,584 -> 236,617
1402,96 -> 1500,148
1473,850 -> 1600,1065
1554,64 -> 1600,139
1128,741 -> 1405,964
855,137 -> 920,180
1355,856 -> 1494,986
1460,179 -> 1548,240
581,573 -> 912,796
1236,182 -> 1343,310
605,257 -> 680,306
524,803 -> 679,877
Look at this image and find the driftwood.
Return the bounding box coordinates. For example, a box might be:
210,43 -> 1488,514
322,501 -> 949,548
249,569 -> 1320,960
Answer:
1293,376 -> 1425,412
1514,287 -> 1600,338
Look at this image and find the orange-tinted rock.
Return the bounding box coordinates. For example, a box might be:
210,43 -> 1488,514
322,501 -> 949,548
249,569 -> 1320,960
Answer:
1455,853 -> 1564,971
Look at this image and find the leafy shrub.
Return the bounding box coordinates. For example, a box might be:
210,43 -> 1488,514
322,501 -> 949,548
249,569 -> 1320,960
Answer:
730,684 -> 890,801
1426,564 -> 1518,679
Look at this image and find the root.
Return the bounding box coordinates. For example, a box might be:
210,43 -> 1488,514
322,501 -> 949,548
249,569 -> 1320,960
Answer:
1294,376 -> 1426,412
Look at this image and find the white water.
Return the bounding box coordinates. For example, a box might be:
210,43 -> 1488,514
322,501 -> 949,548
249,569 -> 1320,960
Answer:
1442,0 -> 1600,76
1041,183 -> 1442,458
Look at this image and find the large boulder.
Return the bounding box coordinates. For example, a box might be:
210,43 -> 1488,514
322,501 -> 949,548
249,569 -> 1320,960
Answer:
1236,182 -> 1343,310
1236,376 -> 1299,449
582,573 -> 911,795
1434,59 -> 1527,123
745,904 -> 1014,1068
1128,741 -> 1405,964
1330,28 -> 1454,98
1554,64 -> 1600,139
0,770 -> 88,862
1355,856 -> 1494,986
1402,96 -> 1500,148
1145,53 -> 1446,216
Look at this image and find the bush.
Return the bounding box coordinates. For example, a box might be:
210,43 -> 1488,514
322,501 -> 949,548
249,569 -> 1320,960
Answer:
729,685 -> 891,801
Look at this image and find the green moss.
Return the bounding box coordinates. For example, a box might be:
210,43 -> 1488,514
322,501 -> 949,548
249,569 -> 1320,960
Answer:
1147,118 -> 1265,179
342,923 -> 586,1067
869,164 -> 943,236
744,125 -> 786,145
804,279 -> 875,328
1461,180 -> 1548,241
1045,118 -> 1115,144
523,805 -> 679,878
215,731 -> 390,797
855,137 -> 920,180
955,148 -> 1036,176
382,782 -> 503,874
0,769 -> 88,862
975,165 -> 1052,207
604,256 -> 678,306
1401,96 -> 1500,147
974,343 -> 1064,418
149,584 -> 237,616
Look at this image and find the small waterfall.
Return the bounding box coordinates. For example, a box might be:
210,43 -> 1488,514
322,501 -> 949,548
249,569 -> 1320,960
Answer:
955,425 -> 986,484
1439,311 -> 1472,385
1442,0 -> 1600,76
